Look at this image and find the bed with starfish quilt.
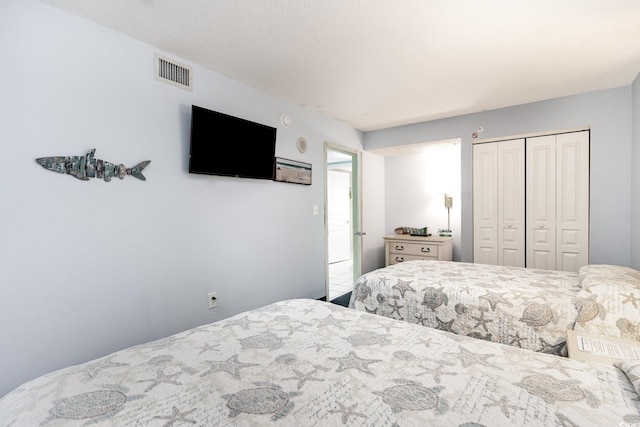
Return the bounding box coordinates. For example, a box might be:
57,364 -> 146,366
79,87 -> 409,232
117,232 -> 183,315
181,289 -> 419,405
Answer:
349,260 -> 586,356
349,261 -> 640,358
1,298 -> 640,426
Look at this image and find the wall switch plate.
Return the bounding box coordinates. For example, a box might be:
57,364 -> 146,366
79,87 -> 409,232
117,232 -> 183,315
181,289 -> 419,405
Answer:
208,292 -> 218,309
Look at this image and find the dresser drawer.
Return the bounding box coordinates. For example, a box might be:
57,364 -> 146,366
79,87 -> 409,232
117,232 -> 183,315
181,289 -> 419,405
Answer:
388,242 -> 439,257
388,253 -> 437,265
383,235 -> 453,267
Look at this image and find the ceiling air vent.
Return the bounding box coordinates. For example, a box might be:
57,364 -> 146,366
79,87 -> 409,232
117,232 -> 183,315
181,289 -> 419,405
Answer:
154,54 -> 193,91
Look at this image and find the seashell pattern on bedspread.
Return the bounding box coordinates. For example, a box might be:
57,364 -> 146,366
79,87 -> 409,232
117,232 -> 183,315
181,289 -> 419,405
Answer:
1,298 -> 639,426
572,264 -> 640,341
349,260 -> 581,356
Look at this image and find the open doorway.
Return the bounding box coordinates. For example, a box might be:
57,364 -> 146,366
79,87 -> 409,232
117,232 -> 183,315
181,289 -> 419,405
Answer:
325,144 -> 361,302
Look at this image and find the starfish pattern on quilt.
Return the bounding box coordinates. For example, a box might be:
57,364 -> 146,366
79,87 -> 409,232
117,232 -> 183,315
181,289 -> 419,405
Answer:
200,354 -> 259,380
448,347 -> 503,370
328,402 -> 367,424
621,292 -> 640,309
416,364 -> 458,384
471,309 -> 494,332
197,342 -> 220,354
388,299 -> 404,316
392,279 -> 416,298
483,395 -> 523,418
137,370 -> 182,392
152,406 -> 197,425
274,322 -> 310,336
223,315 -> 261,330
318,314 -> 349,329
330,351 -> 381,376
415,313 -> 430,326
508,332 -> 526,348
479,290 -> 513,311
282,369 -> 325,390
435,316 -> 455,333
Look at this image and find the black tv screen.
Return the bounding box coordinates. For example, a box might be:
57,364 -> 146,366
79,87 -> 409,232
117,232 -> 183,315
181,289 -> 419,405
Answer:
189,105 -> 277,180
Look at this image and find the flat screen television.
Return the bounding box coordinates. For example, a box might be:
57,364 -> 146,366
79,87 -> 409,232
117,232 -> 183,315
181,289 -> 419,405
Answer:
189,105 -> 277,180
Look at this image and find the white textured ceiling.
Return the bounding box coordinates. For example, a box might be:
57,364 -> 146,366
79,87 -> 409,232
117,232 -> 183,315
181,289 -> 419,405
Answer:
39,0 -> 640,131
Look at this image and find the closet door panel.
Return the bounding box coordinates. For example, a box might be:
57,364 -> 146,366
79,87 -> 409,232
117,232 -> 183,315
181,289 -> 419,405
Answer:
556,131 -> 589,271
497,139 -> 525,267
526,135 -> 556,270
473,143 -> 498,265
474,129 -> 589,272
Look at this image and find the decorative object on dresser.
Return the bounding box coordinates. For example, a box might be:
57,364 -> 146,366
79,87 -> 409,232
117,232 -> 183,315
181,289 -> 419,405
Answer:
394,226 -> 429,235
439,228 -> 452,237
384,234 -> 453,266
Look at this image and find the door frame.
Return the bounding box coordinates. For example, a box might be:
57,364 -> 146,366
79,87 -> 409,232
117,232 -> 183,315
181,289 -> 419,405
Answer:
324,142 -> 362,301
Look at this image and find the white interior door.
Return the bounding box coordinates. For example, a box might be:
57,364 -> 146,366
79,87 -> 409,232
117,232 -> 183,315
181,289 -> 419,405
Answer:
556,131 -> 590,271
526,135 -> 557,270
328,170 -> 351,263
526,130 -> 589,272
497,139 -> 525,267
473,142 -> 498,264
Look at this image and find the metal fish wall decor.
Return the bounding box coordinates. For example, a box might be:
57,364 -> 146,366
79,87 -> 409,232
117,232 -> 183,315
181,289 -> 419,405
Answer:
36,149 -> 151,182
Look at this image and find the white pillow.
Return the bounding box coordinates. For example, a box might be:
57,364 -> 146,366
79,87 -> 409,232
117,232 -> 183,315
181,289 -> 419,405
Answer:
579,264 -> 640,290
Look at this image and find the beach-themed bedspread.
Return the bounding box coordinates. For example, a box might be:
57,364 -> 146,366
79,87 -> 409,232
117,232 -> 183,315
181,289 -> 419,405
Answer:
573,264 -> 640,341
349,260 -> 581,356
1,298 -> 639,426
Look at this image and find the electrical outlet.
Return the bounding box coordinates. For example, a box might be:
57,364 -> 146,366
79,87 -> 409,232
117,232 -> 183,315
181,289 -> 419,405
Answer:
208,292 -> 218,309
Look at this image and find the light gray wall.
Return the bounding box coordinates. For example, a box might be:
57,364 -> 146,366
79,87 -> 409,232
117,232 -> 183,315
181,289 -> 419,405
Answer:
383,141 -> 462,261
0,0 -> 364,397
633,73 -> 640,269
365,87 -> 633,266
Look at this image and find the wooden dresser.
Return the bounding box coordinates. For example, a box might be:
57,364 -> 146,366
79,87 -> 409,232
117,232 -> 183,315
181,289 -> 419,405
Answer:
384,235 -> 453,266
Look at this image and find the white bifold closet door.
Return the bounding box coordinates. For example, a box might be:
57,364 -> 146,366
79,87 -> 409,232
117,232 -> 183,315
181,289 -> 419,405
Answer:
526,131 -> 589,271
473,139 -> 525,267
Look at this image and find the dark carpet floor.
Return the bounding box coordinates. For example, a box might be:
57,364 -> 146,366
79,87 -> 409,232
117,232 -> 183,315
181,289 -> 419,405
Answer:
329,291 -> 351,307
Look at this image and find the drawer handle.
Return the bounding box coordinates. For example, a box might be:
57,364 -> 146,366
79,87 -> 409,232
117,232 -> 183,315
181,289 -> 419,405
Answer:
395,245 -> 404,251
421,247 -> 431,253
395,256 -> 404,262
